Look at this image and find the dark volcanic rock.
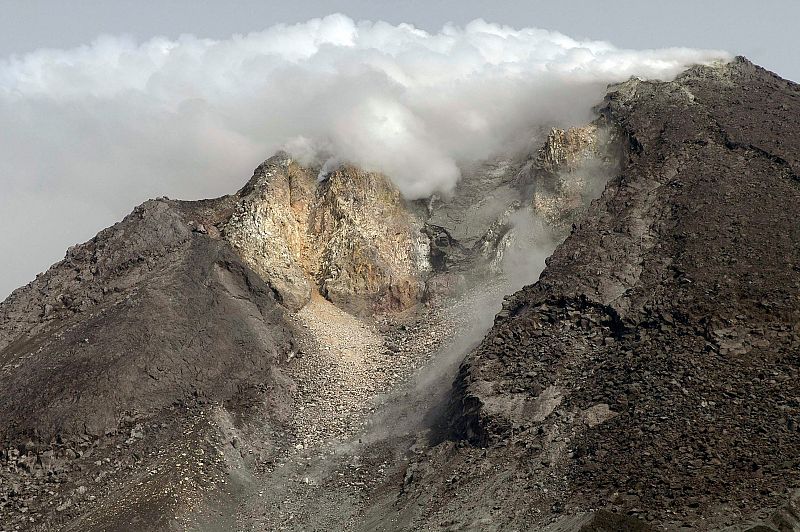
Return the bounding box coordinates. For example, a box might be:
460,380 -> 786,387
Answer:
0,198 -> 294,442
442,57 -> 800,530
0,196 -> 296,530
544,510 -> 654,532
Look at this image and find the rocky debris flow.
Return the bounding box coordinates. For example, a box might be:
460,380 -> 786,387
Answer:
283,293 -> 410,449
235,280 -> 516,532
224,154 -> 430,315
426,57 -> 800,531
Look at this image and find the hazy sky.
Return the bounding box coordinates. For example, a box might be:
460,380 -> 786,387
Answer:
0,1 -> 795,301
1,0 -> 797,81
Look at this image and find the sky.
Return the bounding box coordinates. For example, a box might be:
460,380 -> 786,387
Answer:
0,1 -> 796,301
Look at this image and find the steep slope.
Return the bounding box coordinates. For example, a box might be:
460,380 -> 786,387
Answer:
0,196 -> 299,530
392,57 -> 800,531
0,198 -> 296,443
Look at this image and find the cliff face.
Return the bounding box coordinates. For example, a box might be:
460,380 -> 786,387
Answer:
435,57 -> 800,530
220,134 -> 611,316
529,124 -> 619,232
224,153 -> 429,314
223,156 -> 317,311
309,165 -> 430,314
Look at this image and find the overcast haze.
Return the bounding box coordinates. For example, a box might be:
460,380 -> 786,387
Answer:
2,0 -> 797,81
0,1 -> 795,301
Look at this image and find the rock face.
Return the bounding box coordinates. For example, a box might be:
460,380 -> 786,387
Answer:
432,57 -> 800,530
223,155 -> 317,311
528,124 -> 619,232
309,164 -> 430,314
421,123 -> 620,297
221,141 -> 606,315
224,153 -> 429,314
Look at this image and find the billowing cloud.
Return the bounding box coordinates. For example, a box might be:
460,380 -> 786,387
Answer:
0,14 -> 728,299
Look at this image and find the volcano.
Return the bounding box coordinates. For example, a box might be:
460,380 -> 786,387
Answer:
1,57 -> 798,532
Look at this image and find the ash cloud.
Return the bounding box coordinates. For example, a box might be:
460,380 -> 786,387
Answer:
0,14 -> 728,299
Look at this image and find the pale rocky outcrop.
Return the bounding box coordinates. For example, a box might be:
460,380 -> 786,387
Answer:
223,155 -> 316,311
223,153 -> 429,314
309,165 -> 430,314
529,124 -> 618,232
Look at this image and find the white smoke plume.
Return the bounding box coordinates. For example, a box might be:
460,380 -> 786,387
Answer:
0,14 -> 728,299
